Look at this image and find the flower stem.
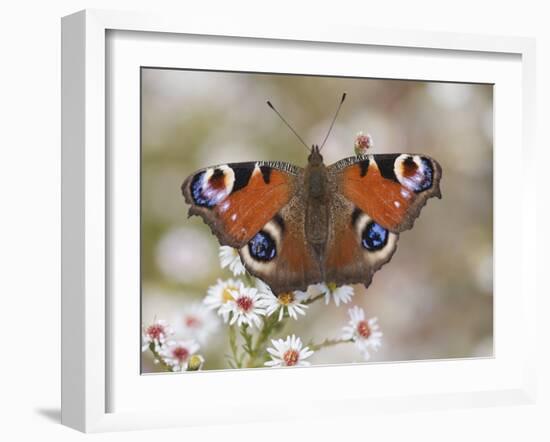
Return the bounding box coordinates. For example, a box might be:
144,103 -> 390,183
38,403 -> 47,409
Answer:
240,324 -> 254,355
228,324 -> 241,368
148,343 -> 173,372
309,337 -> 353,352
244,272 -> 255,287
246,314 -> 283,368
303,292 -> 326,305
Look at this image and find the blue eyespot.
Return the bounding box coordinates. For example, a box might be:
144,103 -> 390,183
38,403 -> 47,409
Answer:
191,172 -> 214,207
416,158 -> 433,192
248,231 -> 277,262
362,222 -> 388,251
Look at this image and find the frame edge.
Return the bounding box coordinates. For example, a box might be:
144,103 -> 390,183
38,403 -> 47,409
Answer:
61,8 -> 108,433
61,9 -> 87,432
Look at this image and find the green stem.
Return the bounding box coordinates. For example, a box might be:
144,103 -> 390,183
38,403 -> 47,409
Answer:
243,272 -> 255,287
309,337 -> 353,352
303,292 -> 326,305
247,313 -> 283,367
148,343 -> 173,372
240,323 -> 254,355
228,324 -> 241,368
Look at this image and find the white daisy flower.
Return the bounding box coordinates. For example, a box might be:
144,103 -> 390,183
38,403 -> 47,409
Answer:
173,302 -> 219,344
313,282 -> 354,306
265,334 -> 314,367
219,246 -> 246,276
219,285 -> 267,328
203,278 -> 244,322
159,339 -> 200,372
341,306 -> 383,360
257,279 -> 308,321
141,319 -> 173,351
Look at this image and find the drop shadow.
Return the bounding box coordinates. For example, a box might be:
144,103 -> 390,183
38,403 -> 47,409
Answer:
35,407 -> 61,423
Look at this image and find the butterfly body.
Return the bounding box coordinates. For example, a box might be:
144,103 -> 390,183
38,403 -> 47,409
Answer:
182,147 -> 441,295
303,146 -> 330,265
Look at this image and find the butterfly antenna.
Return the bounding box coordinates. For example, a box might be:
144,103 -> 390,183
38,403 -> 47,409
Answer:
266,100 -> 311,152
319,92 -> 347,151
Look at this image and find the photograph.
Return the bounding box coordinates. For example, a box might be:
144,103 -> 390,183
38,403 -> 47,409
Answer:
140,68 -> 493,373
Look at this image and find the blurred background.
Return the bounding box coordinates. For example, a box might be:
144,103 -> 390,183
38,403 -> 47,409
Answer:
141,68 -> 493,372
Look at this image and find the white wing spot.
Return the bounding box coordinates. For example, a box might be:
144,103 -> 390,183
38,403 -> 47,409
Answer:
219,201 -> 231,212
252,163 -> 262,177
394,201 -> 401,208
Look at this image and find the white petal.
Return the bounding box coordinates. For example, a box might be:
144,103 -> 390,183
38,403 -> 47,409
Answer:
300,348 -> 314,360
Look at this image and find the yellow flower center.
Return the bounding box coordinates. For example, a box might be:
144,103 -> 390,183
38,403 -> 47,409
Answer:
278,292 -> 294,306
222,287 -> 236,303
327,282 -> 337,292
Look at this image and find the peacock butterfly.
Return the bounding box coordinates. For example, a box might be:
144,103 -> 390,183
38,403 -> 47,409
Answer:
181,94 -> 442,295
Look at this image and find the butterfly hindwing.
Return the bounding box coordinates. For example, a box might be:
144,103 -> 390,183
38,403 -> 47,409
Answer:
329,153 -> 442,232
238,195 -> 323,294
324,194 -> 399,288
182,161 -> 302,248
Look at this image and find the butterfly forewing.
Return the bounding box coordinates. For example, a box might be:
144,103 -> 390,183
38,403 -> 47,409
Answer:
182,161 -> 302,248
329,153 -> 442,232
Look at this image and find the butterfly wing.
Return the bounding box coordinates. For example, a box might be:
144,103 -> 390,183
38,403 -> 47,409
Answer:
324,194 -> 400,288
182,161 -> 301,248
329,154 -> 442,232
182,160 -> 322,294
323,153 -> 442,288
238,193 -> 323,294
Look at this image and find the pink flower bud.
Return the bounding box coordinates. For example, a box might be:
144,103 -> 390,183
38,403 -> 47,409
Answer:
354,131 -> 373,155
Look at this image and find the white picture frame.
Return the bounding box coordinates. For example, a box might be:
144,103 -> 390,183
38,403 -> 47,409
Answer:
61,9 -> 537,433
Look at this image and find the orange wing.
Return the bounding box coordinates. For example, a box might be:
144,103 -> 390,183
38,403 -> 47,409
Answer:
329,154 -> 442,232
323,194 -> 400,288
238,196 -> 323,294
182,161 -> 301,248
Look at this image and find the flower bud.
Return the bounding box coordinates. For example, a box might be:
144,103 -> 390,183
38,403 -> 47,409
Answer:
187,354 -> 205,371
354,131 -> 373,155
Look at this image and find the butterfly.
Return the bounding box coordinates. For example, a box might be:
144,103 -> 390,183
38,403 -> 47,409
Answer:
181,95 -> 442,295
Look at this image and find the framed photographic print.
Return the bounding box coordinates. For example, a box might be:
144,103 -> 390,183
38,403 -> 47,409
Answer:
61,9 -> 537,432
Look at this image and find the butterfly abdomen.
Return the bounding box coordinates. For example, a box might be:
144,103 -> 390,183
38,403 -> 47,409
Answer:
304,164 -> 331,271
